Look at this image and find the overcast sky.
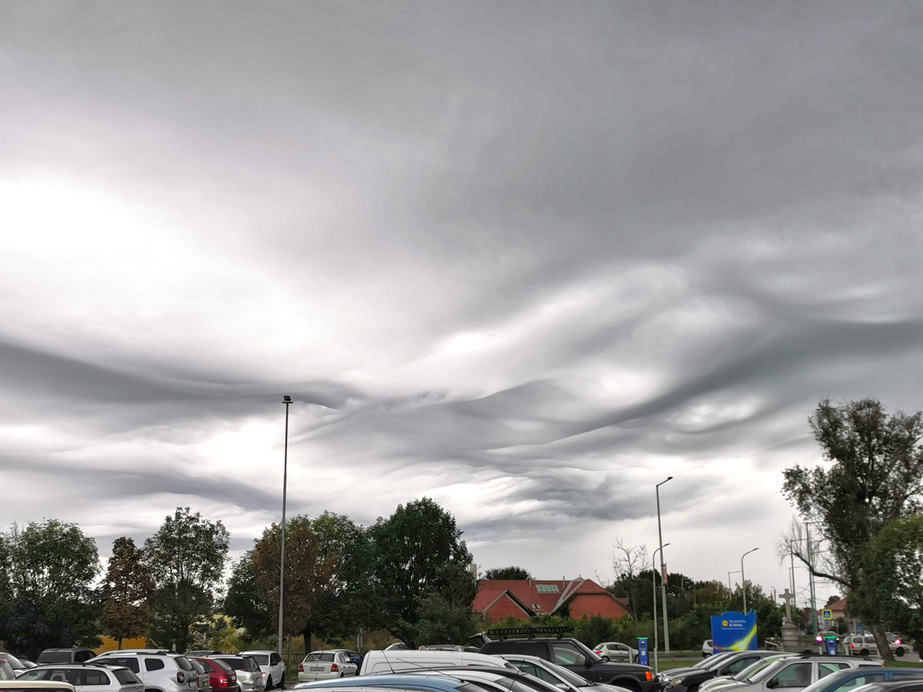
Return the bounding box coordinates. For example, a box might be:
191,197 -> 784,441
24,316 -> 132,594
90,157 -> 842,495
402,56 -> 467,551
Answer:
3,1 -> 923,605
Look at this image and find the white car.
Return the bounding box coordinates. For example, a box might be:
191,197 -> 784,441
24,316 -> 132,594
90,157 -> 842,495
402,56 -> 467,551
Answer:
501,653 -> 632,692
843,635 -> 906,658
593,643 -> 638,663
88,652 -> 200,692
297,652 -> 357,683
16,665 -> 144,692
359,651 -> 515,676
239,652 -> 285,690
699,655 -> 798,692
713,655 -> 882,692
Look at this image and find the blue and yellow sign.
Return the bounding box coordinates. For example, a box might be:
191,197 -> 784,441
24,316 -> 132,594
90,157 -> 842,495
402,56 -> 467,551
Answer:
711,611 -> 758,652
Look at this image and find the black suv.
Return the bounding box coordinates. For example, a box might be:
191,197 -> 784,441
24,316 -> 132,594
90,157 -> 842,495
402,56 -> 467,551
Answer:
479,637 -> 658,692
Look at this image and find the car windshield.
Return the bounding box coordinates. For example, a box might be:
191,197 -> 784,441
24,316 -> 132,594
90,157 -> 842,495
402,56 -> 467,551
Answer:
540,661 -> 596,688
747,659 -> 791,683
37,653 -> 72,664
216,658 -> 247,671
734,657 -> 790,682
571,642 -> 602,663
249,655 -> 269,666
307,654 -> 335,662
703,653 -> 740,670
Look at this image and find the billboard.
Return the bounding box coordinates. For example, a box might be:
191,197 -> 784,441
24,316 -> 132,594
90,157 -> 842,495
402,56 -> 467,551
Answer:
711,610 -> 758,652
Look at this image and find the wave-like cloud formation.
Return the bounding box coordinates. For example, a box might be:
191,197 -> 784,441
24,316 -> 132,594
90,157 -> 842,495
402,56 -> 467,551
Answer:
2,1 -> 923,587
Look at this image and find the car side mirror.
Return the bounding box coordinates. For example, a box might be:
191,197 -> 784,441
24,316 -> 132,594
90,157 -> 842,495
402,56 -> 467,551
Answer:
766,680 -> 778,689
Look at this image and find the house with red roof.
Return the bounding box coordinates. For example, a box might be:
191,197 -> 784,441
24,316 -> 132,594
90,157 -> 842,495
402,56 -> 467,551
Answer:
474,578 -> 630,622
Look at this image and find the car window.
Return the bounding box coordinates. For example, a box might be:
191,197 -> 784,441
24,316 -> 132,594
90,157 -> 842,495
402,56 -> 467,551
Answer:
174,657 -> 194,672
76,652 -> 93,663
836,674 -> 886,691
727,658 -> 759,675
216,658 -> 245,671
18,671 -> 51,681
83,670 -> 110,685
772,663 -> 812,688
270,654 -> 282,665
306,654 -> 335,662
103,656 -> 141,673
516,662 -> 556,685
243,658 -> 260,673
551,643 -> 587,667
114,670 -> 141,685
38,653 -> 72,664
145,659 -> 165,671
249,655 -> 269,666
819,664 -> 849,678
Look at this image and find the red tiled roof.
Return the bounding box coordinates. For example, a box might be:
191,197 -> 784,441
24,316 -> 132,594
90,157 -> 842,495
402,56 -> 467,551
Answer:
475,578 -> 613,616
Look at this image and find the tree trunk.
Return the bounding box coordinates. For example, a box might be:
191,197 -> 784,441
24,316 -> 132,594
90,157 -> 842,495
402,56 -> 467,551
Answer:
118,638 -> 123,650
871,625 -> 895,662
302,625 -> 313,654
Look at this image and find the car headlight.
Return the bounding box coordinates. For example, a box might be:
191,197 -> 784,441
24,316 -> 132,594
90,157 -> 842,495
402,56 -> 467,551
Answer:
668,676 -> 687,687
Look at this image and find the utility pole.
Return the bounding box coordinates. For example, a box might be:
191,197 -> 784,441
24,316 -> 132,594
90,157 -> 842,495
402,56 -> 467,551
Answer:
806,523 -> 818,636
656,477 -> 673,653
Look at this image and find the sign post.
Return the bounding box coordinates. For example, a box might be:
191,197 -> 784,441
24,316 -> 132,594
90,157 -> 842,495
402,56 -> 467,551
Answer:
637,638 -> 649,667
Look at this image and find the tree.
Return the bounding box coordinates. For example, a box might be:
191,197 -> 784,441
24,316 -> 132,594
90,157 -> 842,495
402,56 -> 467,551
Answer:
782,399 -> 923,659
853,515 -> 923,646
250,512 -> 368,647
367,498 -> 476,647
100,537 -> 154,648
483,566 -> 532,580
610,537 -> 649,619
145,507 -> 230,652
224,552 -> 273,639
0,520 -> 100,658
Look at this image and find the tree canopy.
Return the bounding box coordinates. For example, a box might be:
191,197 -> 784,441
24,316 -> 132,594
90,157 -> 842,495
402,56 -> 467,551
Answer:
145,507 -> 230,651
483,566 -> 532,580
0,520 -> 101,658
100,537 -> 154,646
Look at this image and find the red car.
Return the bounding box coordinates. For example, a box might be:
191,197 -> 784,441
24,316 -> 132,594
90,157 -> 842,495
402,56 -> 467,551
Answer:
192,658 -> 240,692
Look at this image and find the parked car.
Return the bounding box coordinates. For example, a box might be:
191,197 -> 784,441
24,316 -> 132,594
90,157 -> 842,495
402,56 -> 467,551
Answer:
665,652 -> 756,684
37,651 -> 95,666
238,652 -> 284,690
2,653 -> 34,676
501,653 -> 633,692
210,656 -> 265,692
0,682 -> 76,692
850,682 -> 923,692
699,655 -> 798,692
593,644 -> 637,663
15,664 -> 144,692
384,645 -> 409,652
842,637 -> 906,659
798,668 -> 923,692
297,652 -> 358,683
412,668 -> 566,692
360,651 -> 513,677
662,651 -> 782,692
479,637 -> 657,692
704,643 -> 715,658
189,659 -> 212,692
190,658 -> 238,692
89,651 -> 200,692
294,674 -> 470,692
707,655 -> 882,692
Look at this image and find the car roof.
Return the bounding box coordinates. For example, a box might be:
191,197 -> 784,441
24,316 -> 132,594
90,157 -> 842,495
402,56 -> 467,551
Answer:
239,651 -> 274,655
31,664 -> 128,671
296,674 -> 467,690
0,684 -> 77,690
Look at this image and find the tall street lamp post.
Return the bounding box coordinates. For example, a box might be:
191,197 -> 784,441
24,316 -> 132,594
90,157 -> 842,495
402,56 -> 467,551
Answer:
278,395 -> 293,655
652,542 -> 671,674
741,547 -> 759,614
656,476 -> 673,653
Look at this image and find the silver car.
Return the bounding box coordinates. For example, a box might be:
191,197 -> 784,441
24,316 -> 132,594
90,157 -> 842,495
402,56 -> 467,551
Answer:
212,657 -> 265,692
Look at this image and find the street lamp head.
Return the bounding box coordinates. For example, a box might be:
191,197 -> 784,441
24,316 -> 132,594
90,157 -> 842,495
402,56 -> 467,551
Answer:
283,395 -> 293,404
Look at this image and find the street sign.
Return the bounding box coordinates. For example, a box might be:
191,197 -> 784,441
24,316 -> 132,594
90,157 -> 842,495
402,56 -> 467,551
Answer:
856,624 -> 864,633
822,609 -> 833,621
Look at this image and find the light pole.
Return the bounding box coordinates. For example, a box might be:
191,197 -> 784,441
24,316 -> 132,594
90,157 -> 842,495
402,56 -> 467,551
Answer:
278,395 -> 293,655
656,476 -> 673,653
740,547 -> 759,614
652,542 -> 671,674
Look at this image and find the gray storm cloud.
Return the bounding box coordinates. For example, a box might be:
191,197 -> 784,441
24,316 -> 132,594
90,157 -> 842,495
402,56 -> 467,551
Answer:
2,0 -> 923,587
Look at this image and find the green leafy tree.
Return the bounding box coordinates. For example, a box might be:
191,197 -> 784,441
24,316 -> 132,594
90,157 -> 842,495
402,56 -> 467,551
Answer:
853,515 -> 923,646
145,507 -> 230,652
0,520 -> 100,657
250,512 -> 368,648
783,399 -> 923,659
224,552 -> 273,639
100,537 -> 154,648
367,498 -> 476,647
483,566 -> 532,580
